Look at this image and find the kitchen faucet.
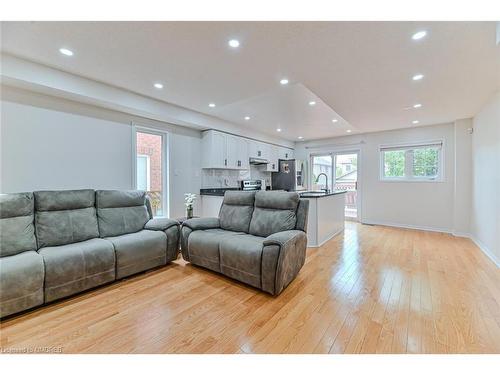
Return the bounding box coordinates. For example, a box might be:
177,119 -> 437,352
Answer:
315,173 -> 330,193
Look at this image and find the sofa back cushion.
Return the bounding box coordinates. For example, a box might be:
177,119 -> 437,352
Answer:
219,191 -> 256,233
96,190 -> 150,237
0,192 -> 37,257
34,189 -> 99,248
248,191 -> 300,237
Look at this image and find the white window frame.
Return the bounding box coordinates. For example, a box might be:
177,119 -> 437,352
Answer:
132,124 -> 169,217
379,140 -> 444,182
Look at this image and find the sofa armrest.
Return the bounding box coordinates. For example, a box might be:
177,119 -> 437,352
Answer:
263,230 -> 305,247
144,217 -> 179,231
262,230 -> 307,296
182,217 -> 220,231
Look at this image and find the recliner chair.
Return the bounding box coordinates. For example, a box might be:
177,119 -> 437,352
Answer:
181,191 -> 309,295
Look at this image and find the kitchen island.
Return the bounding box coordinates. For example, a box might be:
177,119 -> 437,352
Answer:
299,191 -> 346,247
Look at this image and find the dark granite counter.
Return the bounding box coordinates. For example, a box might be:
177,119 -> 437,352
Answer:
199,188 -> 240,196
298,190 -> 347,198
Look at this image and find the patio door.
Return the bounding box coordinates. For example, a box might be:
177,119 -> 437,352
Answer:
333,151 -> 359,221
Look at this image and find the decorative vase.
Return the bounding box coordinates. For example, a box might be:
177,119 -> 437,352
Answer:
186,205 -> 193,219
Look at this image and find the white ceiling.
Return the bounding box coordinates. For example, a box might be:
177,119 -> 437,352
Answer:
1,21 -> 499,141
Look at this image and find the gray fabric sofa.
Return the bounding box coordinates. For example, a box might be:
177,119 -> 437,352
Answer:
0,189 -> 180,318
181,191 -> 309,295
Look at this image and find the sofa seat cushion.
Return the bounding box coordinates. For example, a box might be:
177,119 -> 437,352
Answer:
0,251 -> 44,318
39,238 -> 115,302
188,229 -> 243,273
249,191 -> 300,237
219,234 -> 264,289
106,229 -> 167,279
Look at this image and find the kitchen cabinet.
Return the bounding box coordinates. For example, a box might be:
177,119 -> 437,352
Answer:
249,140 -> 268,159
202,130 -> 249,169
279,147 -> 293,160
266,145 -> 279,172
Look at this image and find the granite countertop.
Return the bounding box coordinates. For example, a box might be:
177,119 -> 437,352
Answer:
298,190 -> 347,198
199,188 -> 240,196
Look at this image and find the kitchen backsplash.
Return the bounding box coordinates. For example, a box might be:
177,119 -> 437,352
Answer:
201,166 -> 272,188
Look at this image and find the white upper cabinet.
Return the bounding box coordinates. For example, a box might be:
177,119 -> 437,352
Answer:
202,130 -> 226,169
202,130 -> 292,170
279,147 -> 294,160
202,130 -> 249,170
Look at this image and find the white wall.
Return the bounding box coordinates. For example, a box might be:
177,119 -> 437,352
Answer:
471,91 -> 500,266
295,122 -> 471,233
0,87 -> 202,218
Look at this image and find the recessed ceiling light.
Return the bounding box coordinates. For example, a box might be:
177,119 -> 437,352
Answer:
208,103 -> 216,108
280,79 -> 289,85
412,120 -> 420,124
346,129 -> 352,133
309,101 -> 316,106
244,116 -> 251,120
276,128 -> 282,132
298,136 -> 304,139
413,103 -> 422,108
332,119 -> 338,123
228,39 -> 240,48
153,83 -> 163,89
59,48 -> 74,56
412,31 -> 427,40
412,74 -> 424,81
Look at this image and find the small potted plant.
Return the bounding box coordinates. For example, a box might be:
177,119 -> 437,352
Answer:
184,193 -> 197,219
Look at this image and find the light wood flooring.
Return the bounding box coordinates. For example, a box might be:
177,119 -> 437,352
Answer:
1,222 -> 500,354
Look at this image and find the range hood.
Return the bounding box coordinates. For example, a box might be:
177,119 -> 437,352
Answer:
249,157 -> 269,165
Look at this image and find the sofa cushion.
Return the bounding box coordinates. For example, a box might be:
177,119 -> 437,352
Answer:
96,190 -> 150,237
219,234 -> 264,289
0,250 -> 44,318
248,191 -> 300,237
188,228 -> 243,273
38,238 -> 115,302
0,192 -> 37,257
219,191 -> 255,233
34,189 -> 99,248
105,229 -> 167,279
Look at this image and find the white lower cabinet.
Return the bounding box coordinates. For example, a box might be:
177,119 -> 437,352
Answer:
201,195 -> 224,217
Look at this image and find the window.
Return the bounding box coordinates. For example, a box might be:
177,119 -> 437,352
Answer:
380,142 -> 443,181
135,128 -> 167,217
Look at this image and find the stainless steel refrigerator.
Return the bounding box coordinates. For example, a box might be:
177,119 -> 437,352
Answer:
271,159 -> 308,191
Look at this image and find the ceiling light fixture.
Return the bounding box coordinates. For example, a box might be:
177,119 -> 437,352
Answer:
59,48 -> 74,56
412,120 -> 420,124
228,39 -> 240,48
332,119 -> 338,123
298,136 -> 303,139
244,116 -> 251,120
208,103 -> 216,108
413,103 -> 422,108
153,83 -> 163,89
280,79 -> 289,85
412,31 -> 427,40
309,101 -> 316,106
412,74 -> 424,81
276,128 -> 282,132
346,129 -> 352,133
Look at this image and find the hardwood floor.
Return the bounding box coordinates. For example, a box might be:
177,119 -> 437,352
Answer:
1,222 -> 499,354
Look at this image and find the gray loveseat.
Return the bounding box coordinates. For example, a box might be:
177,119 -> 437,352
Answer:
0,189 -> 180,318
181,191 -> 309,295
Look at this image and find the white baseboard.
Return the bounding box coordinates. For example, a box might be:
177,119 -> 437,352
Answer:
361,219 -> 452,234
470,236 -> 500,268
